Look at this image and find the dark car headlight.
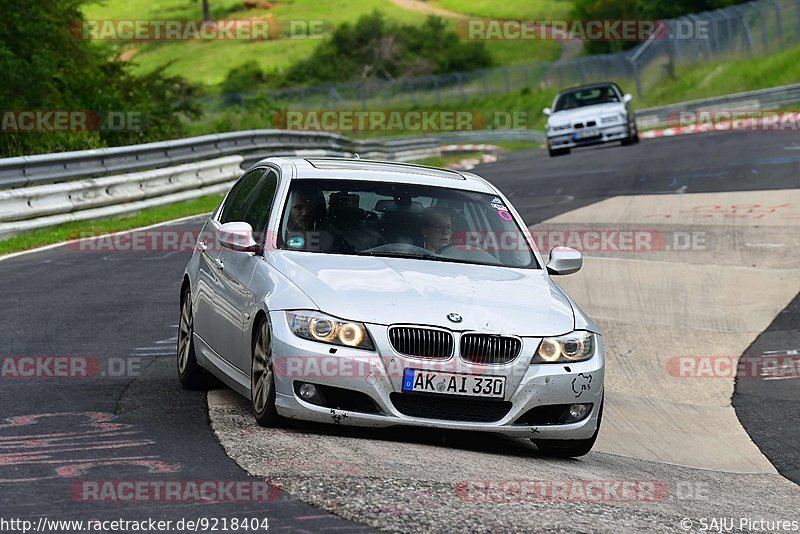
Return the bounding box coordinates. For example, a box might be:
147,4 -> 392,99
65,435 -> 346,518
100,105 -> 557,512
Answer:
286,311 -> 374,350
532,331 -> 595,363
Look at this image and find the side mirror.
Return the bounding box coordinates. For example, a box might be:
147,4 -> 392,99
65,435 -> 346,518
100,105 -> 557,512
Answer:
543,107 -> 552,116
218,221 -> 259,253
546,246 -> 582,275
623,93 -> 633,103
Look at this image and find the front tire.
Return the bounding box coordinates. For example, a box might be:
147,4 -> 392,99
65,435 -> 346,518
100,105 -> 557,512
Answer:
532,398 -> 603,458
621,124 -> 639,146
251,317 -> 283,427
177,288 -> 214,390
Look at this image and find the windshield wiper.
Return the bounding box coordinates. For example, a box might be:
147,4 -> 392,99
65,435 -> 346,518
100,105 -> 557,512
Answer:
355,250 -> 435,260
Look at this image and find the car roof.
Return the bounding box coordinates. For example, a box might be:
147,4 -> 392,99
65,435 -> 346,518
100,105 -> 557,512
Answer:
255,157 -> 497,194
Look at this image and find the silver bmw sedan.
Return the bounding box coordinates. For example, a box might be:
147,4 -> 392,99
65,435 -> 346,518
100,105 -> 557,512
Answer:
179,157 -> 604,457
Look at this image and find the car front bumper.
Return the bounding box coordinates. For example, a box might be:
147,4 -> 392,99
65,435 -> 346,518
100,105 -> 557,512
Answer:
547,123 -> 629,149
269,312 -> 605,440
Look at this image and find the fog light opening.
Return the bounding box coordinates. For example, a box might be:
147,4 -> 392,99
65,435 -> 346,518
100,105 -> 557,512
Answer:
563,403 -> 592,423
296,382 -> 325,406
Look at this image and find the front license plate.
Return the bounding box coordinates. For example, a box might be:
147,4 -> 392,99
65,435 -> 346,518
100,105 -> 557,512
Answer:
573,128 -> 599,140
402,369 -> 506,398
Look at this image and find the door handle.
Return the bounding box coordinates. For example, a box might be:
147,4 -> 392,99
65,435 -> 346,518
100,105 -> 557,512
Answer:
213,257 -> 225,270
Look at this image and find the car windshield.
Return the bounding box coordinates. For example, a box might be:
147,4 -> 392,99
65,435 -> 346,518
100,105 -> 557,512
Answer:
277,179 -> 538,269
553,86 -> 620,112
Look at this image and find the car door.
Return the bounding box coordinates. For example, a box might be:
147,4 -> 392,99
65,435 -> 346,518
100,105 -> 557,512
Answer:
197,167 -> 265,356
214,168 -> 280,372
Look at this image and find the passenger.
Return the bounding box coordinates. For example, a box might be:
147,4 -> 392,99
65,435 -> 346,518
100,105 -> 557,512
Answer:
420,207 -> 453,253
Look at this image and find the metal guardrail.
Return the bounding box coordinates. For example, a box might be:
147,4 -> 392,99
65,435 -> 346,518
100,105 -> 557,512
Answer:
0,130 -> 440,189
635,82 -> 800,130
0,156 -> 244,224
0,157 -> 245,238
0,131 -> 443,238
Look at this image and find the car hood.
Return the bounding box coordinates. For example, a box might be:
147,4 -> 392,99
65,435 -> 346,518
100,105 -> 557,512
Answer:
268,252 -> 575,336
549,103 -> 625,125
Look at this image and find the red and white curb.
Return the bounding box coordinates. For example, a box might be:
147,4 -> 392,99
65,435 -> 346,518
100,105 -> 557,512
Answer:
440,144 -> 501,152
439,144 -> 501,171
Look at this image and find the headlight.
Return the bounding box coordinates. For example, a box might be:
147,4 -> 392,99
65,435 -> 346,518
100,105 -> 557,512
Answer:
286,311 -> 374,350
601,114 -> 620,123
532,331 -> 594,363
549,123 -> 571,131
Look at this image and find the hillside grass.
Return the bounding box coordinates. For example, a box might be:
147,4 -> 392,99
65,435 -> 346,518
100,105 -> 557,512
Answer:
637,45 -> 800,108
82,0 -> 561,86
437,0 -> 572,20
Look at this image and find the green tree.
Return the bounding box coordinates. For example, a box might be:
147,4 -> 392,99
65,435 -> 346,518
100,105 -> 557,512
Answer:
0,0 -> 202,157
278,12 -> 492,86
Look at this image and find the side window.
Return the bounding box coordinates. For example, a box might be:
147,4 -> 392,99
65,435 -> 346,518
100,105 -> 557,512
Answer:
219,169 -> 265,224
242,170 -> 279,238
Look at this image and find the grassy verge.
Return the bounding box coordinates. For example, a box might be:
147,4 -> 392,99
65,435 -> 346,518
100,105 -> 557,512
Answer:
0,195 -> 223,255
414,151 -> 483,167
637,45 -> 800,108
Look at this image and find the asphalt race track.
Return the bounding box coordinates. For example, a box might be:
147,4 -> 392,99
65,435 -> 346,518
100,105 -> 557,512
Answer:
1,131 -> 798,532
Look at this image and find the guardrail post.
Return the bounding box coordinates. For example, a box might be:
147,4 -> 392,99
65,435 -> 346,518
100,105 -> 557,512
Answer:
630,58 -> 643,98
796,0 -> 800,38
771,0 -> 783,42
734,6 -> 753,53
456,72 -> 466,102
358,81 -> 366,110
759,4 -> 770,50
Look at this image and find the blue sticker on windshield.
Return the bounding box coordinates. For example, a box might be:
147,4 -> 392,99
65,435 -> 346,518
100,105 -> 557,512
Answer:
287,236 -> 305,248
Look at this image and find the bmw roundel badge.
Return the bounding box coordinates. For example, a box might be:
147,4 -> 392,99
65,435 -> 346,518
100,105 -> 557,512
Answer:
447,312 -> 463,323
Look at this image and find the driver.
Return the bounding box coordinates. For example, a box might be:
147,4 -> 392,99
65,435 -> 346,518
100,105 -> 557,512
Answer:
287,188 -> 326,232
420,207 -> 453,253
